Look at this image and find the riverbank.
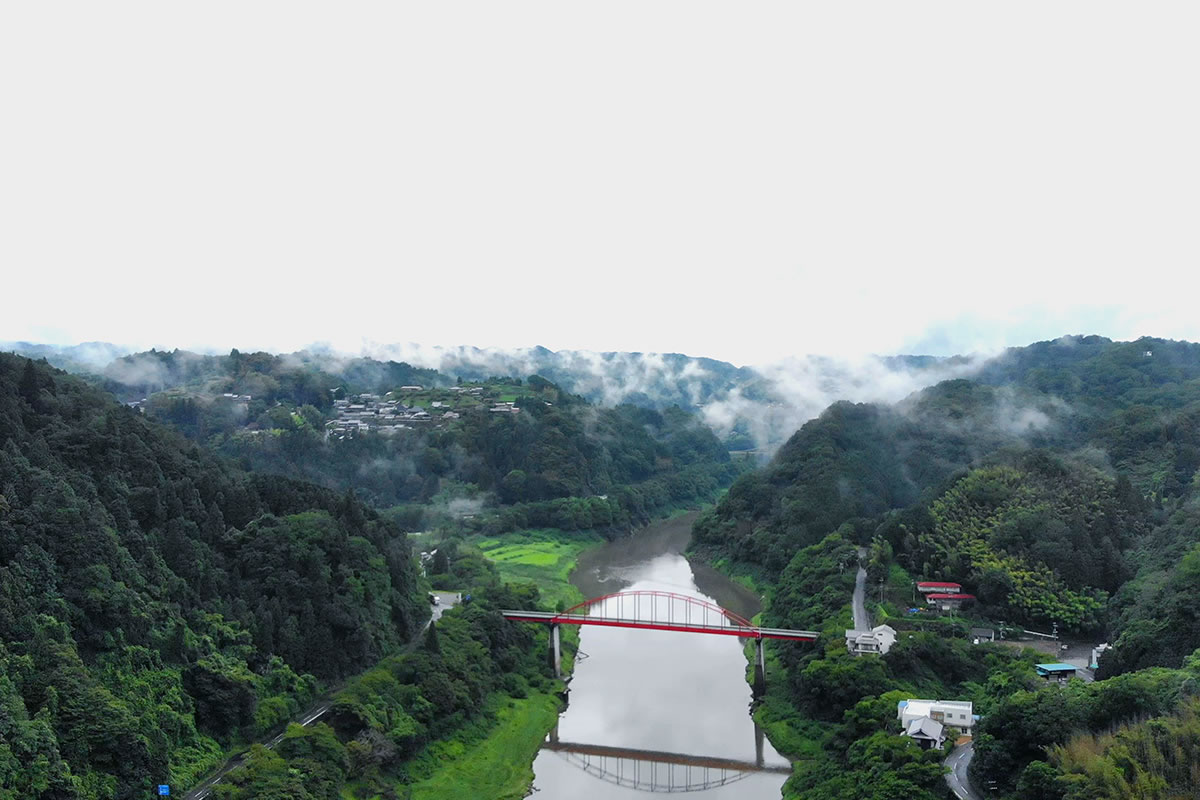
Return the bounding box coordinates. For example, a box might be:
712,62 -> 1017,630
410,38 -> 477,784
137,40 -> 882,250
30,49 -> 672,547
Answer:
405,691 -> 562,800
410,507 -> 777,799
394,526 -> 603,798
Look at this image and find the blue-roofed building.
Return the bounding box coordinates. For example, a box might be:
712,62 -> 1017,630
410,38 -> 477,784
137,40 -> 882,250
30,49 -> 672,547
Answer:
1036,663 -> 1077,681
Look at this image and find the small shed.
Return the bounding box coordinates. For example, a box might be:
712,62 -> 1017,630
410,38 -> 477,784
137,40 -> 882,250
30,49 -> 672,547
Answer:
970,628 -> 995,643
1036,663 -> 1077,681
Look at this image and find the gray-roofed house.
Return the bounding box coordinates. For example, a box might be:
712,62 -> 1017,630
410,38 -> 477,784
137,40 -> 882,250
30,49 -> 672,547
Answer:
845,624 -> 898,656
904,717 -> 946,750
971,628 -> 996,643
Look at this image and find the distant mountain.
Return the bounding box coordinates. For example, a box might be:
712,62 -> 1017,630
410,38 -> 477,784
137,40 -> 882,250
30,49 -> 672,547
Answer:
0,340 -> 133,373
5,341 -> 977,450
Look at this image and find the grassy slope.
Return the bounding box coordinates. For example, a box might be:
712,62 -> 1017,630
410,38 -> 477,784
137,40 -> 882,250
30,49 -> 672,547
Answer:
406,692 -> 561,800
386,529 -> 601,799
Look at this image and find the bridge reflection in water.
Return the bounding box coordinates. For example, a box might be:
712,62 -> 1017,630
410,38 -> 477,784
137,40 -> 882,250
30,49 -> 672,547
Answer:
543,723 -> 791,794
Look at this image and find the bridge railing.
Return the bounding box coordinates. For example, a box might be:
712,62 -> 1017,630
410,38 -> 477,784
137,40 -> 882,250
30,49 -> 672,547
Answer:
501,590 -> 819,641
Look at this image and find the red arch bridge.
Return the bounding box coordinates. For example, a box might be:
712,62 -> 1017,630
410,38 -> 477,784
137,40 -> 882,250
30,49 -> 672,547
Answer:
501,590 -> 818,692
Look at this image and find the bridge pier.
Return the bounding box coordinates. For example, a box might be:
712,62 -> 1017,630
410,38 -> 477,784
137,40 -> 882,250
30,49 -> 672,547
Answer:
753,637 -> 766,696
548,623 -> 562,678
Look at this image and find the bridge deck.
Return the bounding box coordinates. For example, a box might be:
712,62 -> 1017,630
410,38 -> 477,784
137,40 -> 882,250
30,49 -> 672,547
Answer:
501,610 -> 818,641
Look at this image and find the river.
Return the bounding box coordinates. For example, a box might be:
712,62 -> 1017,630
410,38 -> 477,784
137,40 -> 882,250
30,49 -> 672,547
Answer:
528,512 -> 791,798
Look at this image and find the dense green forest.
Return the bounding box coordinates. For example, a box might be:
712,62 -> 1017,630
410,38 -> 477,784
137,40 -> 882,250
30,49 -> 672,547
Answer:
692,336 -> 1200,798
696,336 -> 1200,636
212,548 -> 558,800
0,355 -> 430,798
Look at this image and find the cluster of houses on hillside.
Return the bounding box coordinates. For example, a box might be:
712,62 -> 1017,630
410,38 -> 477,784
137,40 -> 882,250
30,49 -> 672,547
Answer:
845,575 -> 1100,752
844,579 -> 976,657
327,393 -> 457,438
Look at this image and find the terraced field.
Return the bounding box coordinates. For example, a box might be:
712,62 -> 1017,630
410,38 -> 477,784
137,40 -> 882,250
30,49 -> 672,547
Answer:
475,529 -> 602,608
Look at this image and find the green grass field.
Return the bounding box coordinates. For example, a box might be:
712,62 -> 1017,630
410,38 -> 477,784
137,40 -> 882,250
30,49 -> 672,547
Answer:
407,692 -> 562,800
475,529 -> 602,609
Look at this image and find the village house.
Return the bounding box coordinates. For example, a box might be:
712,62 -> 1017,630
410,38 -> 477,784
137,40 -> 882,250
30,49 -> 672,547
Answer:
925,593 -> 976,612
904,717 -> 946,750
917,581 -> 962,595
845,624 -> 897,656
898,699 -> 975,745
971,628 -> 996,644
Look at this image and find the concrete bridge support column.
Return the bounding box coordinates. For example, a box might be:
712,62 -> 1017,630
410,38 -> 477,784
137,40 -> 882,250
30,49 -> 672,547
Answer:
753,638 -> 766,696
549,624 -> 562,678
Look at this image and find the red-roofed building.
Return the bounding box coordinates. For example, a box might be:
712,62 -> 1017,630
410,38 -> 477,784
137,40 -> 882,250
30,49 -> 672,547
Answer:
925,593 -> 976,611
917,581 -> 962,594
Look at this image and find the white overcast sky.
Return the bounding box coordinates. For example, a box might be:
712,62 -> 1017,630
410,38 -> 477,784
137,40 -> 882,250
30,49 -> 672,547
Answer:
2,2 -> 1197,366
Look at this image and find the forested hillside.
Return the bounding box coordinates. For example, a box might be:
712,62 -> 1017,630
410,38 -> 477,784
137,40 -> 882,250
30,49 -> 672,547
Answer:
212,549 -> 558,800
695,336 -> 1198,638
47,346 -> 741,525
691,336 -> 1200,799
0,355 -> 429,799
692,379 -> 1067,575
220,383 -> 737,517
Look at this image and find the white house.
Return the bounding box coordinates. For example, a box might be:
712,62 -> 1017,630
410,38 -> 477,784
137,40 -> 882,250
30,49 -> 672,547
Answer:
845,624 -> 898,656
898,699 -> 975,733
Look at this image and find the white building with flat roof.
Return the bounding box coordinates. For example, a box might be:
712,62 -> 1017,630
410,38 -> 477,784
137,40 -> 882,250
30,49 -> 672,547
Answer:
898,699 -> 975,732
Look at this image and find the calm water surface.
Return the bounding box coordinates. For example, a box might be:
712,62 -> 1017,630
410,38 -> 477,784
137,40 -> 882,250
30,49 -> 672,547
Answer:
529,513 -> 790,798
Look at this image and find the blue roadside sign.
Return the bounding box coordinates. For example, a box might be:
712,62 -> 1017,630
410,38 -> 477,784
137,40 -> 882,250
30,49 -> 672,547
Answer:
157,786 -> 170,796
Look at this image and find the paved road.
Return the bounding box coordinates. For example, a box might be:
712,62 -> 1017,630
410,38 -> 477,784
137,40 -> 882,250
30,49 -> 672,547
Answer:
851,548 -> 870,631
945,741 -> 983,800
182,591 -> 461,799
429,590 -> 461,624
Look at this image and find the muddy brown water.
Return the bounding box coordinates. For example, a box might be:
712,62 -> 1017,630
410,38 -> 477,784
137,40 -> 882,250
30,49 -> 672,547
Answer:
528,512 -> 790,798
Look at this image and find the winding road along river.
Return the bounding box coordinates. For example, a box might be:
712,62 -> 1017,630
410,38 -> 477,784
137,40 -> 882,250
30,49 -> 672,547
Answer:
528,512 -> 791,798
